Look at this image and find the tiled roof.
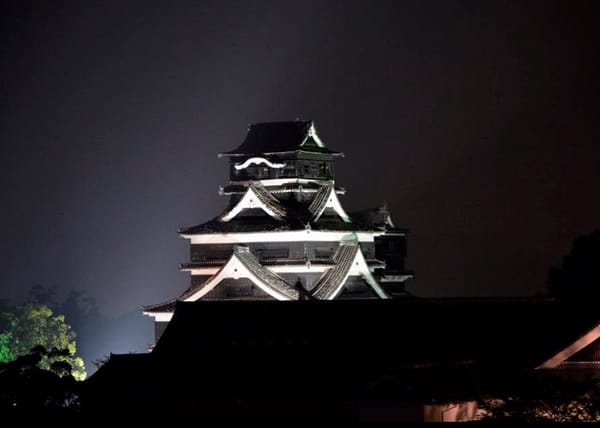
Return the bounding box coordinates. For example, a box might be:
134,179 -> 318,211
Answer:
311,243 -> 359,299
234,246 -> 299,300
142,299 -> 177,313
250,182 -> 286,218
175,246 -> 300,302
308,183 -> 333,219
351,205 -> 399,230
221,182 -> 346,195
179,213 -> 302,234
152,299 -> 600,370
90,298 -> 600,423
221,121 -> 342,156
179,199 -> 387,235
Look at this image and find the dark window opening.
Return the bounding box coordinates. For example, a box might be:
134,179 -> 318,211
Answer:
314,248 -> 333,259
319,163 -> 329,177
204,249 -> 233,261
258,248 -> 290,260
246,166 -> 270,179
281,164 -> 296,177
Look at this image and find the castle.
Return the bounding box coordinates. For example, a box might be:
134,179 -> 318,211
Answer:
143,121 -> 412,339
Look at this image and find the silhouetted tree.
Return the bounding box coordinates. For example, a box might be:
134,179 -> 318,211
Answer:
547,230 -> 600,299
0,345 -> 81,422
28,284 -> 58,307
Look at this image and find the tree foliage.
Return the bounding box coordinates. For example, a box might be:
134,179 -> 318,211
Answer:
479,375 -> 600,422
0,345 -> 80,418
0,303 -> 86,380
548,230 -> 600,299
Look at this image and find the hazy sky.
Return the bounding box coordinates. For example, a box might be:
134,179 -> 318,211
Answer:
2,0 -> 600,318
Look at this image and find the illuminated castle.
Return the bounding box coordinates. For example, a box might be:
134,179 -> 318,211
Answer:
143,121 -> 412,339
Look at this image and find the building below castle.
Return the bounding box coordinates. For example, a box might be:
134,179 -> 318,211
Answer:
88,298 -> 600,423
143,120 -> 413,340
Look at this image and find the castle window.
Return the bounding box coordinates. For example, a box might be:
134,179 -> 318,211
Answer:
204,249 -> 233,261
246,166 -> 270,179
314,248 -> 333,259
319,163 -> 328,177
258,248 -> 289,261
302,162 -> 320,177
281,164 -> 296,177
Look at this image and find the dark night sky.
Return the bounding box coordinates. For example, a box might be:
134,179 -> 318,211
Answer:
2,0 -> 600,320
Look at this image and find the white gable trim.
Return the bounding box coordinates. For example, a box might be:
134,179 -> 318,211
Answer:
349,246 -> 390,299
309,185 -> 351,223
220,186 -> 283,222
312,243 -> 390,300
182,251 -> 298,302
385,214 -> 396,229
325,189 -> 351,223
537,323 -> 600,369
300,122 -> 325,148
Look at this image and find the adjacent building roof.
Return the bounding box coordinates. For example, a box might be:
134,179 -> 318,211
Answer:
220,121 -> 343,156
351,204 -> 401,230
149,299 -> 600,368
95,299 -> 600,419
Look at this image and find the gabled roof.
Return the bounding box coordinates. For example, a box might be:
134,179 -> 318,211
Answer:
220,121 -> 343,156
537,323 -> 600,368
351,204 -> 400,230
90,298 -> 600,423
145,242 -> 389,314
178,212 -> 304,235
220,183 -> 286,222
179,197 -> 391,236
179,246 -> 299,301
308,183 -> 351,223
311,241 -> 389,299
150,299 -> 600,370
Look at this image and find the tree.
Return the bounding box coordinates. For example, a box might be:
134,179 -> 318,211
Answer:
479,375 -> 600,422
547,230 -> 600,299
0,345 -> 81,418
0,303 -> 86,380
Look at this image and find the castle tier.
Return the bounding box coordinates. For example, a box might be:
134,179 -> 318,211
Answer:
143,121 -> 413,339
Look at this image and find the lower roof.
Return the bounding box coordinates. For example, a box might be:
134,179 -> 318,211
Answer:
152,298 -> 600,370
